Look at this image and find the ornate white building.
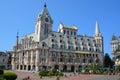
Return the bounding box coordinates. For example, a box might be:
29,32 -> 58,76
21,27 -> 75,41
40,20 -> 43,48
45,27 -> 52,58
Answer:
12,4 -> 104,72
111,35 -> 120,65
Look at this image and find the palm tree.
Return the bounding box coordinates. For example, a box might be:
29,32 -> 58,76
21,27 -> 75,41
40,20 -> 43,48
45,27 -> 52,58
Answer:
88,63 -> 100,74
116,64 -> 120,72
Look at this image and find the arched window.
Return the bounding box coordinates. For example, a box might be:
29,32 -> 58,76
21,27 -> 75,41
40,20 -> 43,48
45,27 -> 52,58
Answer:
52,44 -> 54,48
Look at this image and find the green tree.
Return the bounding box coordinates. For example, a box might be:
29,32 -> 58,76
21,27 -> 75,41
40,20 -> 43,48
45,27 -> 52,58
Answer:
104,53 -> 114,69
116,65 -> 120,72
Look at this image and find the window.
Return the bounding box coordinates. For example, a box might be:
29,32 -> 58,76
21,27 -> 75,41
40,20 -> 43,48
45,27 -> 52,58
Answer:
96,54 -> 98,57
74,37 -> 76,39
42,44 -> 45,47
67,36 -> 69,38
82,42 -> 84,45
51,34 -> 54,36
89,48 -> 91,51
81,38 -> 83,40
74,32 -> 76,36
67,31 -> 69,35
52,44 -> 54,48
83,59 -> 85,63
3,59 -> 5,62
68,41 -> 70,44
96,49 -> 98,52
76,47 -> 78,50
68,46 -> 71,49
60,45 -> 63,48
51,39 -> 54,42
71,31 -> 72,35
89,59 -> 92,63
87,39 -> 89,41
75,41 -> 77,45
23,52 -> 24,56
60,40 -> 62,43
88,43 -> 90,46
59,35 -> 62,37
63,30 -> 66,34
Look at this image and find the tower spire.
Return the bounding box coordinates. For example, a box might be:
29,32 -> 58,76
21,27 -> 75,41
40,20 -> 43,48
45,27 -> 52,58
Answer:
95,21 -> 101,36
44,3 -> 46,7
16,31 -> 19,48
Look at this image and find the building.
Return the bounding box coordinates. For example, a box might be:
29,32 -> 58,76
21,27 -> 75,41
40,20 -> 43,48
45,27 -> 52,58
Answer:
111,35 -> 120,65
11,4 -> 104,72
0,51 -> 12,69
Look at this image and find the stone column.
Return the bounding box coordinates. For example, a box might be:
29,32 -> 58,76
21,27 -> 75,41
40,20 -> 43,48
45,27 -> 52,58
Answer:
18,52 -> 21,70
26,51 -> 29,71
35,50 -> 39,72
31,50 -> 33,70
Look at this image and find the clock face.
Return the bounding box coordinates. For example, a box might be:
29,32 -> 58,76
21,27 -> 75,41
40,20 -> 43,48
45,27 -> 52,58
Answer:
45,18 -> 49,22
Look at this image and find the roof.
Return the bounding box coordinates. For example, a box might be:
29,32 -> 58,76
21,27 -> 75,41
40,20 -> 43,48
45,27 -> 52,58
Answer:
38,4 -> 53,23
60,23 -> 78,30
22,33 -> 38,42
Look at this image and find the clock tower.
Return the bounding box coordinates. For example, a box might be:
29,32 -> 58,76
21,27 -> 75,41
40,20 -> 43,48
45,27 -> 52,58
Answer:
35,3 -> 53,42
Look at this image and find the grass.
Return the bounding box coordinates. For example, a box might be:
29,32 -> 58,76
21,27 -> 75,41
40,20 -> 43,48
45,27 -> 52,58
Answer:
117,78 -> 120,80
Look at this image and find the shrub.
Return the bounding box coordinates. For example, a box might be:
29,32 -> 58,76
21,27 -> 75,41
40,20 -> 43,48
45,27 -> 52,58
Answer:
39,69 -> 64,77
0,69 -> 4,75
39,70 -> 50,76
3,72 -> 17,80
102,71 -> 108,75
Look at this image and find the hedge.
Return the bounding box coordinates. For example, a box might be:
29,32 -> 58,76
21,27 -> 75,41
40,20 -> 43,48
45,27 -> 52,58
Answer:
3,72 -> 17,80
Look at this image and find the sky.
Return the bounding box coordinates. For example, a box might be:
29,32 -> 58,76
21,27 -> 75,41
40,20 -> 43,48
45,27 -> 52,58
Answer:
0,0 -> 120,57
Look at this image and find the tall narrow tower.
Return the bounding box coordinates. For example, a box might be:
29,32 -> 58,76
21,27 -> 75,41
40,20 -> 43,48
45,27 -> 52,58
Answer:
35,3 -> 53,42
16,32 -> 19,49
94,21 -> 103,53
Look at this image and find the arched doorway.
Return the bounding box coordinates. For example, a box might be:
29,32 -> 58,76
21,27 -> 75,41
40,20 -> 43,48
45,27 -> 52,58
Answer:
54,65 -> 59,70
63,65 -> 67,72
28,65 -> 31,71
24,65 -> 26,70
71,65 -> 75,72
78,65 -> 82,71
20,65 -> 22,70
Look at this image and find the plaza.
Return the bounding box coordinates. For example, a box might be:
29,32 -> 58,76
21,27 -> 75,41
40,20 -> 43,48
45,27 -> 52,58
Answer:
5,70 -> 120,80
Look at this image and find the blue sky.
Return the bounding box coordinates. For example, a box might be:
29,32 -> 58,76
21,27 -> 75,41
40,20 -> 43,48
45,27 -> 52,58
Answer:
0,0 -> 120,57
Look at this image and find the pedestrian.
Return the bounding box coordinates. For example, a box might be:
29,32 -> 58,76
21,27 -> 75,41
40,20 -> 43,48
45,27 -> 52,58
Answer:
27,76 -> 30,80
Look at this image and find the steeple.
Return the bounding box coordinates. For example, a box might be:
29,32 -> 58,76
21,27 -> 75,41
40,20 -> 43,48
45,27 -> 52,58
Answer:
15,31 -> 19,49
38,3 -> 53,23
35,3 -> 53,41
95,21 -> 101,36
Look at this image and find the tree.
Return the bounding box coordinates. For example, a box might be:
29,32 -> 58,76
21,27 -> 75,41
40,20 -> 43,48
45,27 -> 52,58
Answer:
116,65 -> 120,72
104,53 -> 114,69
88,63 -> 100,74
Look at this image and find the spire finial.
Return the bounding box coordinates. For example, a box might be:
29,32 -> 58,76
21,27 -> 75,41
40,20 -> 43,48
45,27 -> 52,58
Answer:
95,21 -> 100,35
16,30 -> 19,38
44,3 -> 46,7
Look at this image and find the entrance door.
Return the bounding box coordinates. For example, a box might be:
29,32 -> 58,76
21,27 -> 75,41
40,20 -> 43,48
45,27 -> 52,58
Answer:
63,65 -> 67,72
71,65 -> 75,72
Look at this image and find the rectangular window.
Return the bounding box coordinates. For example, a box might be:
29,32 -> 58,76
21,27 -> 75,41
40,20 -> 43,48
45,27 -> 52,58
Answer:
63,30 -> 66,34
67,31 -> 69,35
71,31 -> 72,35
74,32 -> 76,36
